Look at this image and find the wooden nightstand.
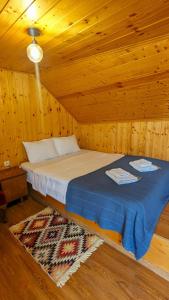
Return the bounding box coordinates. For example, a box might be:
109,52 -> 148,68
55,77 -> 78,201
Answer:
0,167 -> 28,203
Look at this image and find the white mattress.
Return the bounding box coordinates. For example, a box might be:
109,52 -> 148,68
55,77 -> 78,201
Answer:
21,150 -> 123,204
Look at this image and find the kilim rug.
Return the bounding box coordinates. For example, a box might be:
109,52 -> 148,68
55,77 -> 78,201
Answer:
9,206 -> 103,287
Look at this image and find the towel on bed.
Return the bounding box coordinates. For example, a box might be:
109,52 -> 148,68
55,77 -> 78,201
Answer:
66,155 -> 169,259
105,168 -> 139,184
129,159 -> 159,172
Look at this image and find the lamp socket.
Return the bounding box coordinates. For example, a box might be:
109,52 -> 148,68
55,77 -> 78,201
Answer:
4,160 -> 11,168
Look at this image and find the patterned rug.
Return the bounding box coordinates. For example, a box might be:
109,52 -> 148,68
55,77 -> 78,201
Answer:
10,206 -> 103,287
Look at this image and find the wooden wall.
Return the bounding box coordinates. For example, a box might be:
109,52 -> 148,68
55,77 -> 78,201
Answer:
1,67 -> 168,167
79,120 -> 169,161
0,68 -> 78,168
1,67 -> 169,168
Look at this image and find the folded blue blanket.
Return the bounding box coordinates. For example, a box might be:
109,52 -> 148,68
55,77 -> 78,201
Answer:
66,155 -> 169,259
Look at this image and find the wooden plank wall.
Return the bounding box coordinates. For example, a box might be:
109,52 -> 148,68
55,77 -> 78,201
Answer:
1,69 -> 169,168
0,68 -> 78,168
79,120 -> 169,160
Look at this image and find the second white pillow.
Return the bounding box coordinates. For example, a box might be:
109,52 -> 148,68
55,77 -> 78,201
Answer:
53,135 -> 80,156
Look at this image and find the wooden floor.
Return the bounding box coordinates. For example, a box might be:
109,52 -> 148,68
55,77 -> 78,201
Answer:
0,198 -> 169,300
156,202 -> 169,240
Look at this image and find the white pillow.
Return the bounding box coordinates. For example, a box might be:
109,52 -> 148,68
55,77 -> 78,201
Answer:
53,135 -> 80,155
23,138 -> 58,163
42,138 -> 58,158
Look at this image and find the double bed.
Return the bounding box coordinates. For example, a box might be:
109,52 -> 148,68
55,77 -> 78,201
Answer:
21,149 -> 169,260
21,150 -> 123,204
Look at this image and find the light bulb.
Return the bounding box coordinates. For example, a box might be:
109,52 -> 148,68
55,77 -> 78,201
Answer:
27,42 -> 43,63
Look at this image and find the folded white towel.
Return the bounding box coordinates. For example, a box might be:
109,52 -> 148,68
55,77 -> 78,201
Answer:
108,168 -> 132,178
129,160 -> 159,172
130,159 -> 152,168
105,168 -> 139,185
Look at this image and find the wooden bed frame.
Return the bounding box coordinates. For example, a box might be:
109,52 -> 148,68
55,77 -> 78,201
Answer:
29,186 -> 169,282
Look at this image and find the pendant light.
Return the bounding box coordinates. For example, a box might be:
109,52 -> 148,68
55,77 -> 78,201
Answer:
27,28 -> 43,63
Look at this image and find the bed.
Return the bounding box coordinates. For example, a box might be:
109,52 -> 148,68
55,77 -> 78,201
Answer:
21,150 -> 123,204
21,149 -> 169,259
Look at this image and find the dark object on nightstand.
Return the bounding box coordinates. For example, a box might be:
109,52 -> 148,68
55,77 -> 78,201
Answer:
0,167 -> 28,204
0,191 -> 7,223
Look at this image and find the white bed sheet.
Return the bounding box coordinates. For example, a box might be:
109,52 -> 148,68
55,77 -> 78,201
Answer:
21,150 -> 123,204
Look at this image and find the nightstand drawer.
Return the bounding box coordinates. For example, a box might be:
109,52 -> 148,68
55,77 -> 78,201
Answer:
1,174 -> 28,203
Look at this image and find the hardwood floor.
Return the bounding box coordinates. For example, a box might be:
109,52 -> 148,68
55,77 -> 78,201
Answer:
0,198 -> 169,300
156,203 -> 169,240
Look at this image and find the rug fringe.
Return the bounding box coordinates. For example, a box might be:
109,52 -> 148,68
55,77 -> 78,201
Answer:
57,238 -> 104,287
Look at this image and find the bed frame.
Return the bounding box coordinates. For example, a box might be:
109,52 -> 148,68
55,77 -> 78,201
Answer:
29,185 -> 169,282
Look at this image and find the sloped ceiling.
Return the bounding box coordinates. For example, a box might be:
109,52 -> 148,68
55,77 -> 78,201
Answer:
1,0 -> 169,122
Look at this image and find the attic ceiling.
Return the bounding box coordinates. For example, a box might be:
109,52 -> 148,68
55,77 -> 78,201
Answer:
1,0 -> 169,122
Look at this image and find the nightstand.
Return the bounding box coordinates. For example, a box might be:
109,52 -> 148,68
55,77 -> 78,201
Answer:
0,167 -> 28,203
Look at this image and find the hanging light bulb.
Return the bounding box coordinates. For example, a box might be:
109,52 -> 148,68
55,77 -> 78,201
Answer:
27,40 -> 43,63
26,28 -> 43,63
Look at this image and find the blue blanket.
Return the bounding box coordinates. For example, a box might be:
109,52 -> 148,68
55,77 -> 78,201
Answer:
66,155 -> 169,259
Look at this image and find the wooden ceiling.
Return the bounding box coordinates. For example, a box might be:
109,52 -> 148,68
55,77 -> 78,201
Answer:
1,0 -> 169,122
